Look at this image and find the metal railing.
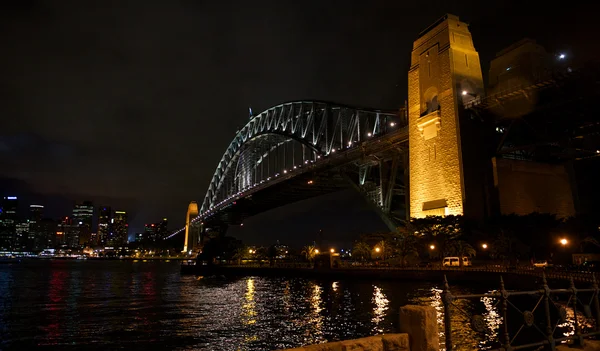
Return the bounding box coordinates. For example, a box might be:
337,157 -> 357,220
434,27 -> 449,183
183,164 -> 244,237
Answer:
442,273 -> 600,350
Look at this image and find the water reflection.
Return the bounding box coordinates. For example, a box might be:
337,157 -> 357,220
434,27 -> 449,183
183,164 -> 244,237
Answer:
242,278 -> 257,325
371,285 -> 389,333
5,261 -> 595,351
480,294 -> 501,348
308,282 -> 324,342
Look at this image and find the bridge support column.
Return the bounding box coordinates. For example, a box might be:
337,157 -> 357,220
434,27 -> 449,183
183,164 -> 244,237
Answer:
350,149 -> 408,232
408,14 -> 484,219
182,201 -> 199,253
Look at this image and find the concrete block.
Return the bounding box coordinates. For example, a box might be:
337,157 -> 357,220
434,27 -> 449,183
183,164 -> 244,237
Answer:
340,336 -> 384,351
399,305 -> 439,351
381,334 -> 410,351
556,339 -> 600,351
274,342 -> 343,351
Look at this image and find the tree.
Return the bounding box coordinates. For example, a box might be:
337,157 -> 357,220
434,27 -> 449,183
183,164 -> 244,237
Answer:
393,233 -> 419,266
267,245 -> 278,266
446,240 -> 476,267
409,215 -> 463,257
352,241 -> 371,262
232,247 -> 248,265
376,240 -> 388,260
301,245 -> 317,262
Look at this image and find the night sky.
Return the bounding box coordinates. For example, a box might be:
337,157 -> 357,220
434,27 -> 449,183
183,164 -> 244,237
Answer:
0,1 -> 596,247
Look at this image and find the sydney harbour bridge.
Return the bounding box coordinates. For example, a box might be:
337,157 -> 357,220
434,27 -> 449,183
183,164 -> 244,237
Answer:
166,14 -> 600,252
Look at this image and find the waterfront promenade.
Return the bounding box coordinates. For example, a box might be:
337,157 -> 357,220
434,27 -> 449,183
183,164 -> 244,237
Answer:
182,262 -> 599,287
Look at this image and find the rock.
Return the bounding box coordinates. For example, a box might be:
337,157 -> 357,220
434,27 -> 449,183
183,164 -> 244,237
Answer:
340,336 -> 383,351
381,334 -> 410,351
399,305 -> 439,351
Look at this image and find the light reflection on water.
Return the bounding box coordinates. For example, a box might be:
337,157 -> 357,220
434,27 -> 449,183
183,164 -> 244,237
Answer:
0,261 -> 596,351
372,285 -> 389,333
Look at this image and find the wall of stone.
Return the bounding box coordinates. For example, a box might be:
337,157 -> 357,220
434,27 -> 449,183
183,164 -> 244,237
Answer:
409,14 -> 484,219
494,158 -> 576,218
274,334 -> 409,351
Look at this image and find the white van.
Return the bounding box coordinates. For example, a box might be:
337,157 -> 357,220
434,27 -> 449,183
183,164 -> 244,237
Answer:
443,257 -> 472,267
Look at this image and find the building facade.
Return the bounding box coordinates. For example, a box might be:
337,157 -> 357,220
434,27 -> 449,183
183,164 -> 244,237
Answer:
72,201 -> 93,246
0,196 -> 19,250
97,206 -> 111,246
112,211 -> 128,245
408,15 -> 485,219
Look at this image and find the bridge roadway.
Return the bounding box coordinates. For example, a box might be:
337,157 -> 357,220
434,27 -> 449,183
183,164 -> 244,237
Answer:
182,263 -> 598,288
199,126 -> 409,226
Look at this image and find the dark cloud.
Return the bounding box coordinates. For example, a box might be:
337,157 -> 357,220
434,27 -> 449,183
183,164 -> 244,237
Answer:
0,0 -> 595,243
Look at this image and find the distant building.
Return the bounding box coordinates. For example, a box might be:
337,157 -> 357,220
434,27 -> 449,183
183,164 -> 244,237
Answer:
144,223 -> 157,242
57,216 -> 80,248
37,218 -> 57,250
135,232 -> 144,242
156,218 -> 168,240
72,201 -> 93,246
112,211 -> 128,245
29,205 -> 43,222
28,205 -> 44,250
0,196 -> 18,250
15,222 -> 29,251
97,206 -> 112,245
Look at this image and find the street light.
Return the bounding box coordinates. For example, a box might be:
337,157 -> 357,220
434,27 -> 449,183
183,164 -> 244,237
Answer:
560,238 -> 568,246
330,248 -> 335,253
482,243 -> 488,249
429,244 -> 435,250
314,249 -> 319,254
375,247 -> 381,253
248,249 -> 253,254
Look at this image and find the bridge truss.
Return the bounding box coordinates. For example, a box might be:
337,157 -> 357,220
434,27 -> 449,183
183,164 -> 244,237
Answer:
167,101 -> 409,242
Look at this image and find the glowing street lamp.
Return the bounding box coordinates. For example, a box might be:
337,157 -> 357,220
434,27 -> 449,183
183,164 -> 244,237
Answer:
560,238 -> 568,246
330,248 -> 335,253
482,243 -> 488,249
429,244 -> 435,250
314,249 -> 319,254
375,247 -> 381,253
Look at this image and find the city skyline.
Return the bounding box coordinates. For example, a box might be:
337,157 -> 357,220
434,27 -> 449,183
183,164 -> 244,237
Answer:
0,194 -> 176,249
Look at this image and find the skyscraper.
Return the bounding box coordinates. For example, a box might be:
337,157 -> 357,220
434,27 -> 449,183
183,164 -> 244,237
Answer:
72,201 -> 93,246
0,196 -> 18,250
28,205 -> 44,250
15,222 -> 29,251
144,223 -> 157,242
112,211 -> 128,246
29,205 -> 43,222
97,206 -> 111,246
157,218 -> 168,240
57,216 -> 80,248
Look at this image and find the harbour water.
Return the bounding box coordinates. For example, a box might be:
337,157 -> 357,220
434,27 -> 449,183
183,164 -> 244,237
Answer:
0,260 -> 585,350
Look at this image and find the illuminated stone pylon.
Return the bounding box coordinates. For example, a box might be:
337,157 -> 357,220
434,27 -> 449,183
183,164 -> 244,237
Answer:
408,14 -> 484,218
182,201 -> 199,253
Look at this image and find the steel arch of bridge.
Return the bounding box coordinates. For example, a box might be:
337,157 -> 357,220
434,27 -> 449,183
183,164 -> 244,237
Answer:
200,101 -> 401,213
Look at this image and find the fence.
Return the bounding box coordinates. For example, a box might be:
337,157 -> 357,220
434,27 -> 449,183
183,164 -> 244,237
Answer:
202,261 -> 599,283
441,273 -> 600,350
